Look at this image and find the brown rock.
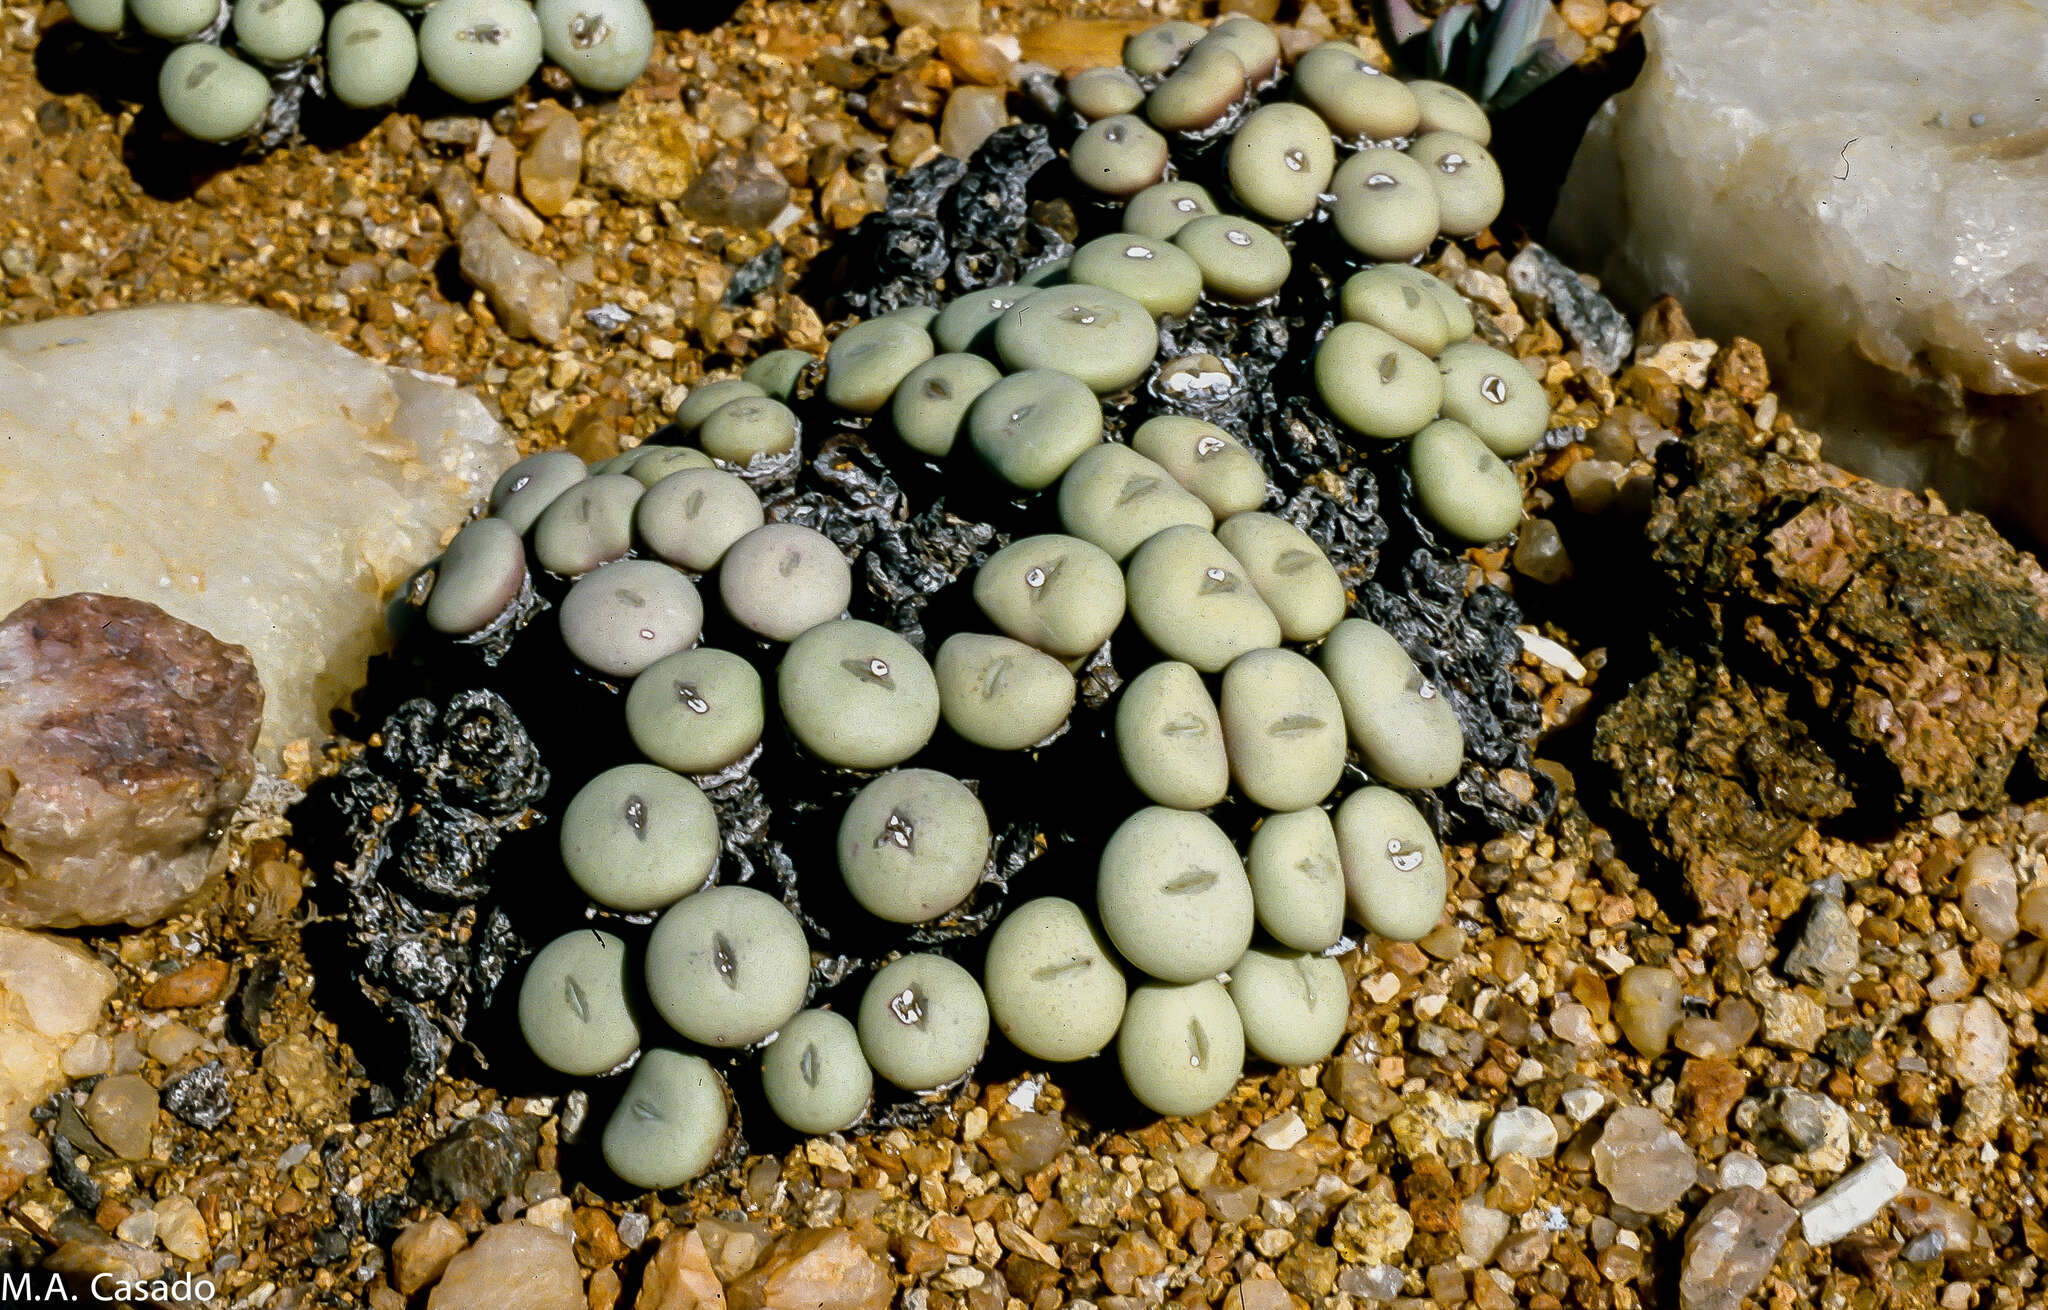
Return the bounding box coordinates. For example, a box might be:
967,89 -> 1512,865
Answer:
141,959 -> 231,1009
262,1031 -> 345,1125
1712,337 -> 1771,403
1017,18 -> 1148,73
590,1267 -> 623,1310
866,73 -> 941,132
0,594 -> 261,929
1599,423 -> 2048,917
520,105 -> 585,218
1676,1057 -> 1747,1136
725,1228 -> 891,1310
394,1215 -> 469,1296
635,1228 -> 725,1310
937,32 -> 1013,86
575,1207 -> 628,1267
428,1224 -> 582,1310
585,103 -> 696,203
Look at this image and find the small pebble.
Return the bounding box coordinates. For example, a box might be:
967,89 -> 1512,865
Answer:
1591,1105 -> 1697,1214
1956,846 -> 2019,942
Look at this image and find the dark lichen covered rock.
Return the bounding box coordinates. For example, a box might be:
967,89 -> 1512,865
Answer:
1649,424 -> 2048,812
1599,423 -> 2048,915
293,691 -> 547,1114
1596,654 -> 1851,919
0,593 -> 264,929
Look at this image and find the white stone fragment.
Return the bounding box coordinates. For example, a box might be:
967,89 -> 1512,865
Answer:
0,305 -> 516,762
0,926 -> 116,1134
1485,1105 -> 1559,1160
1552,0 -> 2048,541
1517,628 -> 1586,680
1717,1152 -> 1769,1191
1800,1154 -> 1908,1246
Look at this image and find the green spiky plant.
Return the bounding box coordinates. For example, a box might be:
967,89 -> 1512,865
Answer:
1373,0 -> 1579,109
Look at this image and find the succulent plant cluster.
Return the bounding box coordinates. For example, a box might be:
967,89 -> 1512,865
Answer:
361,15 -> 1562,1191
1372,0 -> 1580,109
67,0 -> 652,145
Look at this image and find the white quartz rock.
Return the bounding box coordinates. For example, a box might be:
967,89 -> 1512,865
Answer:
0,926 -> 116,1134
1551,0 -> 2048,539
0,305 -> 516,761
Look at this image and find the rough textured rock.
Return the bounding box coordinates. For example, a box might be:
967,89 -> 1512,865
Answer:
459,214 -> 574,345
0,305 -> 515,761
0,926 -> 114,1132
0,595 -> 261,928
584,102 -> 697,203
427,1224 -> 583,1310
635,1229 -> 727,1310
1592,1105 -> 1697,1214
410,1112 -> 542,1210
394,1215 -> 470,1296
1598,424 -> 2048,915
680,152 -> 793,231
1552,0 -> 2048,543
724,1227 -> 892,1310
1679,1187 -> 1797,1310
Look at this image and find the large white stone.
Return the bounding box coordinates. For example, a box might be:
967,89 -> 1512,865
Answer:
1552,0 -> 2048,538
0,306 -> 515,760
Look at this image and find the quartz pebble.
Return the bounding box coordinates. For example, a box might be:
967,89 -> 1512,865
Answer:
84,1074 -> 159,1161
1956,846 -> 2019,942
1680,1188 -> 1798,1310
458,213 -> 573,346
1800,1154 -> 1908,1246
518,106 -> 583,217
1613,965 -> 1684,1057
393,1215 -> 468,1296
427,1223 -> 583,1310
1781,889 -> 1859,985
1592,1105 -> 1697,1214
1485,1106 -> 1558,1160
1924,998 -> 2010,1086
